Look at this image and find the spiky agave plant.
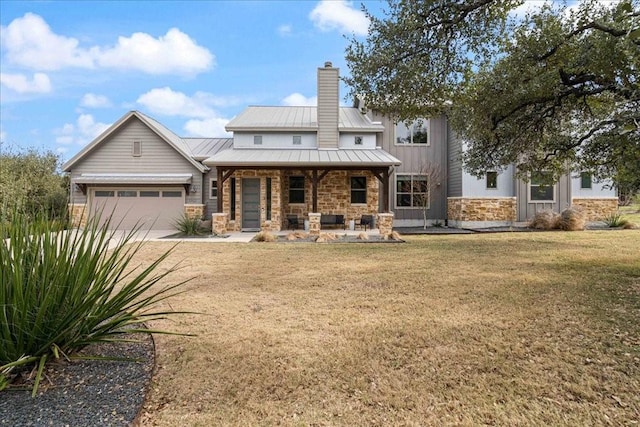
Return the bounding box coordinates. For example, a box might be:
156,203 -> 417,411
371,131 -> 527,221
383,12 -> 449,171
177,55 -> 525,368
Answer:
0,209 -> 191,396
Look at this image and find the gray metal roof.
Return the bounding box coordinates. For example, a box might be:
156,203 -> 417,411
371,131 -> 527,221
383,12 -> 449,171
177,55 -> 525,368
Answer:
75,173 -> 193,185
183,138 -> 233,160
203,148 -> 401,168
225,106 -> 384,132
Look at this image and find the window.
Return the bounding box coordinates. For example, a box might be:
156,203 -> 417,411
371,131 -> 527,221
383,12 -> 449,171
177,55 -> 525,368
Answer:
486,172 -> 498,189
253,135 -> 263,145
354,136 -> 363,145
292,135 -> 302,145
529,171 -> 555,202
289,176 -> 305,204
230,178 -> 236,220
117,190 -> 137,197
140,191 -> 160,197
350,176 -> 367,204
95,190 -> 114,197
162,191 -> 182,198
396,174 -> 428,208
210,178 -> 218,199
580,172 -> 592,189
396,119 -> 429,145
132,141 -> 142,157
266,178 -> 272,220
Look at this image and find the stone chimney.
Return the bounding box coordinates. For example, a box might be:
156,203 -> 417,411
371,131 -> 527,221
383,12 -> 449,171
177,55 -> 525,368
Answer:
317,61 -> 339,149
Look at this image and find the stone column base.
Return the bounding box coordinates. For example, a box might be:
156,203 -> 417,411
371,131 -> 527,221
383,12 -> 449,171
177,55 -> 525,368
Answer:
68,204 -> 87,228
308,213 -> 321,236
377,212 -> 394,235
212,213 -> 228,235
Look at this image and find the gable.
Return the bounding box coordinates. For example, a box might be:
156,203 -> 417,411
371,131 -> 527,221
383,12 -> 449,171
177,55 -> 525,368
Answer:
66,116 -> 200,174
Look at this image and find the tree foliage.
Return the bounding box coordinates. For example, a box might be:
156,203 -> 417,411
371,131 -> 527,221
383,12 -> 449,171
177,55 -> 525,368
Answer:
0,147 -> 68,221
346,0 -> 640,182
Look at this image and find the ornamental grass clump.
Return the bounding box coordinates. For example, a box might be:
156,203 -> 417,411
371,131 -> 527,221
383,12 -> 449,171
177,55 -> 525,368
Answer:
0,210 -> 190,396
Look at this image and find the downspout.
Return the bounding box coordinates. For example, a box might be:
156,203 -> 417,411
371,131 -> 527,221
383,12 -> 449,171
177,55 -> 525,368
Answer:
444,117 -> 449,227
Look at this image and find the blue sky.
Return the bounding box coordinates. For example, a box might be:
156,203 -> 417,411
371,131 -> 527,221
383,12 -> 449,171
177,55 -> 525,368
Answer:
0,0 -> 574,161
0,0 -> 383,160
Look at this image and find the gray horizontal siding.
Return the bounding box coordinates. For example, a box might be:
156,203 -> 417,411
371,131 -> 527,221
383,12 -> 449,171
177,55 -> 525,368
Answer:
447,124 -> 462,198
69,116 -> 203,204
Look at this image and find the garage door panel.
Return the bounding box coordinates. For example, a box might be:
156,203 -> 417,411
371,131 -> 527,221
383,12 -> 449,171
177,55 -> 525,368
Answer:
91,187 -> 184,230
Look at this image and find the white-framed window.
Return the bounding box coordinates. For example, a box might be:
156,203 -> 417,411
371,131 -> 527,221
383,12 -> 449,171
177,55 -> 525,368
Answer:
132,140 -> 142,157
209,178 -> 218,199
580,172 -> 592,189
292,135 -> 302,145
395,174 -> 429,208
253,135 -> 263,145
354,136 -> 363,145
529,171 -> 556,202
395,119 -> 429,145
350,176 -> 367,204
486,171 -> 498,189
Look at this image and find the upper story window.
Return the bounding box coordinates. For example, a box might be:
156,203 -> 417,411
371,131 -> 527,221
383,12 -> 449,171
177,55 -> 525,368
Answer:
132,141 -> 142,157
292,136 -> 302,145
580,172 -> 592,189
253,135 -> 263,145
396,119 -> 429,145
486,172 -> 498,189
529,171 -> 555,202
289,176 -> 305,204
354,136 -> 363,145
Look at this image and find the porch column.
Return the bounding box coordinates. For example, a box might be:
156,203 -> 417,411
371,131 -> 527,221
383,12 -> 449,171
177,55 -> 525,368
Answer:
308,212 -> 321,236
377,212 -> 394,235
217,168 -> 223,212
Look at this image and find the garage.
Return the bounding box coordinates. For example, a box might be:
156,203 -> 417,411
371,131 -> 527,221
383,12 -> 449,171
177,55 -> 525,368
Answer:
90,187 -> 185,230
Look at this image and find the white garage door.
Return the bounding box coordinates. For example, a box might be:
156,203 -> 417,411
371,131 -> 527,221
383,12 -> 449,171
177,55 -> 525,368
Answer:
91,187 -> 185,230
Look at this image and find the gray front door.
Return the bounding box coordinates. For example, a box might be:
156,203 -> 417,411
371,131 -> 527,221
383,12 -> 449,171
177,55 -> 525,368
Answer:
242,178 -> 261,230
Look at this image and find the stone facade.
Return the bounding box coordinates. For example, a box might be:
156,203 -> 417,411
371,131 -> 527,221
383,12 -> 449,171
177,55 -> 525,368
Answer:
68,204 -> 87,228
184,204 -> 204,219
447,197 -> 517,222
377,213 -> 394,235
220,169 -> 380,232
571,198 -> 618,221
212,213 -> 228,234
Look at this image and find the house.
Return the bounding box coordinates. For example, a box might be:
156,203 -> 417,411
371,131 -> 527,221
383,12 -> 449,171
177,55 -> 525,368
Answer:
63,61 -> 617,232
63,62 -> 402,233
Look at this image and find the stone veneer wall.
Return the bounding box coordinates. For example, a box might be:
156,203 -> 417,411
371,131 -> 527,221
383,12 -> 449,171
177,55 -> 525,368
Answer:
222,170 -> 282,232
377,213 -> 394,235
571,198 -> 618,221
447,197 -> 517,222
212,213 -> 228,234
283,170 -> 379,224
184,204 -> 204,219
68,204 -> 87,228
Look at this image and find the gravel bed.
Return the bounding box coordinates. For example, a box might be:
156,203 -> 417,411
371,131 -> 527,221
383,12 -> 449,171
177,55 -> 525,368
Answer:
0,333 -> 154,427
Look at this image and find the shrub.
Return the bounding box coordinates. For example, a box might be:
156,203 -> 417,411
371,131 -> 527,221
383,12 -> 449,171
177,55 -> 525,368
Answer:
174,214 -> 206,236
1,209 -> 189,396
529,210 -> 561,230
559,207 -> 585,231
603,213 -> 629,228
254,231 -> 276,242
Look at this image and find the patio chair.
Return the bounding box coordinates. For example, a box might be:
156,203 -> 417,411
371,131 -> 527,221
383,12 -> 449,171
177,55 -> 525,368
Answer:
286,214 -> 300,230
357,214 -> 374,231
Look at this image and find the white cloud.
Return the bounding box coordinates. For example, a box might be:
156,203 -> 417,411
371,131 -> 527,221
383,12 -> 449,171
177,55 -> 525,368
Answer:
55,113 -> 111,147
0,72 -> 51,93
184,117 -> 231,137
0,13 -> 94,70
309,0 -> 369,36
282,92 -> 317,106
96,28 -> 214,75
0,129 -> 6,142
277,24 -> 293,37
1,13 -> 214,76
80,93 -> 112,108
137,87 -> 216,118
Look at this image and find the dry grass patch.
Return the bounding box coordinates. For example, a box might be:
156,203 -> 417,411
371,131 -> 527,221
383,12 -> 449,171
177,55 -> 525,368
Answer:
136,231 -> 640,426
